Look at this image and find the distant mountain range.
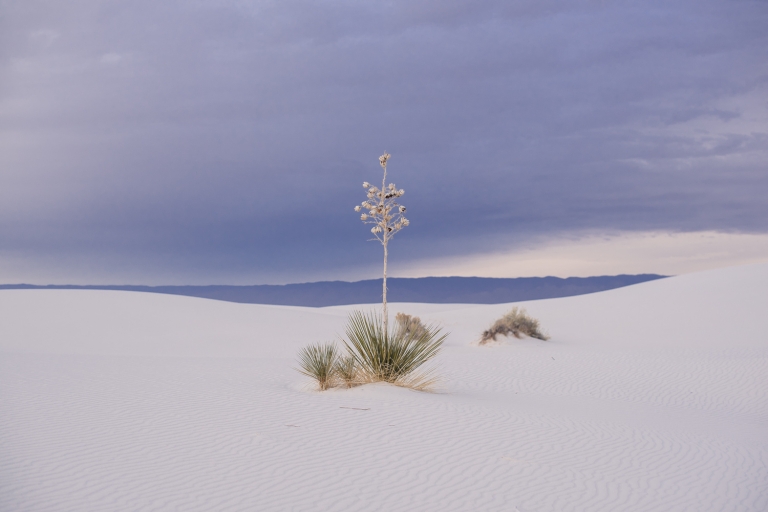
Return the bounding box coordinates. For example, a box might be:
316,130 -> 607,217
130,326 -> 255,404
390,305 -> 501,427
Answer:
0,274 -> 666,307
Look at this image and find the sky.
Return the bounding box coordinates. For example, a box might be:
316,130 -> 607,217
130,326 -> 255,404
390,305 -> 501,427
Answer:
1,0 -> 767,285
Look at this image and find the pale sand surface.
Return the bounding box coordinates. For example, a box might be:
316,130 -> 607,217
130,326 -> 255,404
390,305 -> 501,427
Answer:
1,264 -> 766,511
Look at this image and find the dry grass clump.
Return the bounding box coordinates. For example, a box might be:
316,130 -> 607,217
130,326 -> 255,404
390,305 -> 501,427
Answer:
395,312 -> 428,339
480,307 -> 549,344
296,310 -> 447,392
335,355 -> 360,388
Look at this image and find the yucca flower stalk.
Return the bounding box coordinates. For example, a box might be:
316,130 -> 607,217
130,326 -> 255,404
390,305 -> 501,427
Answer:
354,152 -> 409,332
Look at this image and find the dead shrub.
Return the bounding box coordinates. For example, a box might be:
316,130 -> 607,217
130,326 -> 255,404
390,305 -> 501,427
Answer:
480,307 -> 549,344
395,312 -> 428,339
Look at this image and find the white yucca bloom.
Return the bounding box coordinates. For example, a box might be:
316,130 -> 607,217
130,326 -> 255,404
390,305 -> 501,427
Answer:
353,152 -> 408,333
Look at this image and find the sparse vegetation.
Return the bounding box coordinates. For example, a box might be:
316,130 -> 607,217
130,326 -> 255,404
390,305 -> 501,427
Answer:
296,310 -> 447,391
480,307 -> 549,344
297,153 -> 444,392
343,310 -> 446,389
296,342 -> 339,391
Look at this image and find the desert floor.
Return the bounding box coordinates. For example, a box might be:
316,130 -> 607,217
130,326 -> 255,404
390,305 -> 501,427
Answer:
1,264 -> 766,511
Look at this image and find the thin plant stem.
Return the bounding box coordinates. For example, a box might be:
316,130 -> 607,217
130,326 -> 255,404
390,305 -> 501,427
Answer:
381,160 -> 389,333
353,152 -> 407,333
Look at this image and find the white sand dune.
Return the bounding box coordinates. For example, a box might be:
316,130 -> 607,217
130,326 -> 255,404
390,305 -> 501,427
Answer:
1,264 -> 766,511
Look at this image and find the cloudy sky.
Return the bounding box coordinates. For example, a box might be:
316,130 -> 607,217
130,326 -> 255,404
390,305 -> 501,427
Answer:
1,0 -> 767,284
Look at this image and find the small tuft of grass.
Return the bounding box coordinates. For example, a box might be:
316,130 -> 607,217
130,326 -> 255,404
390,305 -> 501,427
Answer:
296,342 -> 339,391
335,355 -> 361,388
480,307 -> 549,344
343,310 -> 447,389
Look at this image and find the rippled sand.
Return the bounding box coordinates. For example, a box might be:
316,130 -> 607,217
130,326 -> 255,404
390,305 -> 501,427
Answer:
1,264 -> 766,511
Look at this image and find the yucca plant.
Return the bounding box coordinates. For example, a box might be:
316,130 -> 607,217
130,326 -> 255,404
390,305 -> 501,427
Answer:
296,342 -> 339,391
343,310 -> 447,388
